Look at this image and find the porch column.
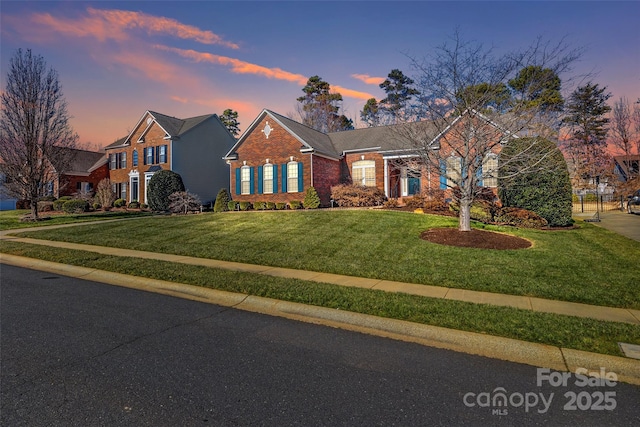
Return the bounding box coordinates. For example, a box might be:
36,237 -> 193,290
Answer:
384,158 -> 389,198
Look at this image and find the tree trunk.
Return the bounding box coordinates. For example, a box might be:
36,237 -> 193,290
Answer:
458,200 -> 471,232
30,198 -> 39,220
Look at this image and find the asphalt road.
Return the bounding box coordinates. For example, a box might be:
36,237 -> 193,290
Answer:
1,264 -> 638,426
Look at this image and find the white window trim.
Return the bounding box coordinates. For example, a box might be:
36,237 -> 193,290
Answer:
241,165 -> 251,195
263,163 -> 274,194
287,161 -> 298,193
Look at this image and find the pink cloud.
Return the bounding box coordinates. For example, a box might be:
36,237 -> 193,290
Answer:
352,73 -> 385,86
27,7 -> 239,48
158,46 -> 374,100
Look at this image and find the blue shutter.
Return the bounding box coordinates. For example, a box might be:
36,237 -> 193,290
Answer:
281,164 -> 287,193
143,149 -> 147,165
476,164 -> 483,187
249,167 -> 255,195
235,168 -> 241,195
298,162 -> 304,192
257,166 -> 263,194
155,146 -> 159,164
273,167 -> 278,193
439,160 -> 447,190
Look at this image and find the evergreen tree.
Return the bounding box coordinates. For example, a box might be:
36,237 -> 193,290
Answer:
213,188 -> 231,212
379,69 -> 419,122
303,186 -> 321,209
296,76 -> 350,133
220,109 -> 240,138
562,82 -> 612,184
360,98 -> 381,127
509,66 -> 564,112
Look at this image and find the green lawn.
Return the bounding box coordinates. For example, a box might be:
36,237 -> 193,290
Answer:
1,240 -> 638,357
0,209 -> 152,230
4,209 -> 638,309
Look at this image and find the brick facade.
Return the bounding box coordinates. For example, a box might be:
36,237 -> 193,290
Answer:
59,163 -> 109,197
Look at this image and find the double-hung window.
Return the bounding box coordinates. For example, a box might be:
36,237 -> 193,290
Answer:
132,150 -> 138,167
263,164 -> 274,194
110,153 -> 117,170
287,162 -> 299,193
159,145 -> 167,163
145,147 -> 154,165
120,152 -> 127,169
241,166 -> 251,195
482,154 -> 498,187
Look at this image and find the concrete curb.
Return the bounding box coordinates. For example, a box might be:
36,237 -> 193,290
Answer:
2,253 -> 639,386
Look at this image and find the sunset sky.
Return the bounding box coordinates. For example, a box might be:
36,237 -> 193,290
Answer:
1,1 -> 639,149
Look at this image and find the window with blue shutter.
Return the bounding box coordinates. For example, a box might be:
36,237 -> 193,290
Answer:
439,160 -> 447,190
249,167 -> 255,195
297,162 -> 304,192
273,166 -> 278,193
235,168 -> 241,195
257,166 -> 264,194
476,164 -> 483,187
281,164 -> 287,193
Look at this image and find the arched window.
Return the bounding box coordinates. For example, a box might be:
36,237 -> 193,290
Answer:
352,160 -> 376,187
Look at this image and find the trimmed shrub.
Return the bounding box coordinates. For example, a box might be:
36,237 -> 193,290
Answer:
37,201 -> 54,212
214,188 -> 231,212
168,191 -> 201,214
254,201 -> 267,210
289,200 -> 302,210
62,199 -> 88,214
266,202 -> 276,210
239,201 -> 252,211
128,201 -> 140,209
330,184 -> 386,207
227,200 -> 238,211
499,137 -> 573,227
449,201 -> 494,223
140,203 -> 149,210
404,194 -> 425,209
275,202 -> 287,210
147,170 -> 185,212
494,207 -> 548,228
53,196 -> 73,211
113,198 -> 125,208
303,187 -> 321,209
383,198 -> 399,208
93,203 -> 101,210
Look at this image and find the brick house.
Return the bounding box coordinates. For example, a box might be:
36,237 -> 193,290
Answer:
105,110 -> 236,205
56,148 -> 109,197
0,147 -> 108,210
224,109 -> 504,206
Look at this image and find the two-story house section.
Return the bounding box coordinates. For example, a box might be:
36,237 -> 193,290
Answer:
105,110 -> 236,205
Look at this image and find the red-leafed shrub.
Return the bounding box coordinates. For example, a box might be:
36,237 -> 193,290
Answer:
494,207 -> 548,228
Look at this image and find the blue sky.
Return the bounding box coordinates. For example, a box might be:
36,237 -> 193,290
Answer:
1,1 -> 639,148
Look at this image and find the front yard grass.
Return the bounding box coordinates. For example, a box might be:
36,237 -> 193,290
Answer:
6,210 -> 638,309
1,240 -> 638,358
0,209 -> 152,230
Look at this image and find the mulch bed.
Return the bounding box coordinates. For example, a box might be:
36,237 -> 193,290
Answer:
420,227 -> 532,250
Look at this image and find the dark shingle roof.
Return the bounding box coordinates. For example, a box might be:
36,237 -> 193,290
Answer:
265,110 -> 339,158
148,111 -> 216,138
51,147 -> 106,174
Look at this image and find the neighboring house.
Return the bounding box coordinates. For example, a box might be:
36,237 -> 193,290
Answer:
0,147 -> 107,210
223,109 -> 504,206
613,155 -> 640,182
105,110 -> 236,205
55,147 -> 109,198
0,172 -> 17,210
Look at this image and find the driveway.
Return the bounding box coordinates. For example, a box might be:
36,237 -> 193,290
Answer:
591,210 -> 640,242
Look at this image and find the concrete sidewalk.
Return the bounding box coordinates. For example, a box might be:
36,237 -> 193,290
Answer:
1,231 -> 639,326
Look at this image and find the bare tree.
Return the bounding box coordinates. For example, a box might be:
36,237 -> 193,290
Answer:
0,48 -> 78,219
610,97 -> 639,181
391,33 -> 582,231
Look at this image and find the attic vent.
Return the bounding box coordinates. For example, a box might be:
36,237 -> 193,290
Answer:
146,117 -> 153,125
262,122 -> 272,139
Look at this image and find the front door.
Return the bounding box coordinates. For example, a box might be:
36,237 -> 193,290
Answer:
401,167 -> 421,196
